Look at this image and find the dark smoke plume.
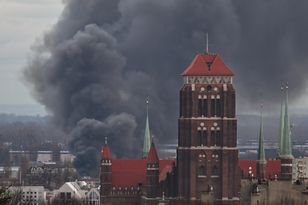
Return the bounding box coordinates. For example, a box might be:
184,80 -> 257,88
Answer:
24,0 -> 308,176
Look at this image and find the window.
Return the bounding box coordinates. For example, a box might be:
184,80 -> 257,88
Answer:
198,166 -> 206,176
203,99 -> 208,117
215,130 -> 221,146
202,131 -> 207,146
212,166 -> 219,176
198,131 -> 202,146
216,98 -> 221,117
198,99 -> 202,117
210,99 -> 215,117
210,130 -> 215,146
67,192 -> 71,200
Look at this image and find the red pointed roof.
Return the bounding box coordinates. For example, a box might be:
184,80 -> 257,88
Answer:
101,145 -> 112,159
111,159 -> 174,187
182,53 -> 234,76
147,142 -> 159,163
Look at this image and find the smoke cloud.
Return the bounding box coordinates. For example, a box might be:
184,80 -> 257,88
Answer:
24,0 -> 308,176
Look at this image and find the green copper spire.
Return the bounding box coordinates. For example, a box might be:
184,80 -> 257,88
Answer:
142,98 -> 151,158
280,84 -> 293,158
258,104 -> 266,162
278,85 -> 285,156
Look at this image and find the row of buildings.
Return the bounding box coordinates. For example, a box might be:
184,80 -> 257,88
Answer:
3,51 -> 308,205
7,180 -> 100,205
99,52 -> 308,205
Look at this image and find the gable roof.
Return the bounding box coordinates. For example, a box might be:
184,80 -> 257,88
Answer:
111,159 -> 174,187
182,53 -> 234,76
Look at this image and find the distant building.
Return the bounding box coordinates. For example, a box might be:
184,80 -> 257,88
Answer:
0,166 -> 20,186
9,150 -> 75,165
25,161 -> 78,190
292,157 -> 308,183
51,181 -> 99,204
53,181 -> 87,203
8,186 -> 45,205
85,188 -> 100,205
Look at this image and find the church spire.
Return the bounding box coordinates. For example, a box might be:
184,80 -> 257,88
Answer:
258,104 -> 266,162
278,85 -> 285,156
280,84 -> 293,158
142,98 -> 151,158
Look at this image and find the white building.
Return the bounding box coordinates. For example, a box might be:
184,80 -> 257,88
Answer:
85,188 -> 100,205
292,157 -> 308,183
53,181 -> 100,204
9,186 -> 45,205
54,181 -> 87,202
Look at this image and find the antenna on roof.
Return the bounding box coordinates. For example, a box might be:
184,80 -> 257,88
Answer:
205,32 -> 209,54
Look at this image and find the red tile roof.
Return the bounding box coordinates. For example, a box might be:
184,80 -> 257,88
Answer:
147,142 -> 159,163
111,159 -> 174,187
182,53 -> 234,76
239,160 -> 281,179
101,145 -> 112,159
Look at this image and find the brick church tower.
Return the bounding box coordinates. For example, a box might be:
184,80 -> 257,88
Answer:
145,142 -> 160,198
177,53 -> 240,205
100,138 -> 112,205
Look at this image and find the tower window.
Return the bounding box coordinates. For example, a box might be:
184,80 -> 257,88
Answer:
215,130 -> 221,146
210,99 -> 215,117
202,130 -> 207,146
203,99 -> 208,117
198,165 -> 206,176
198,99 -> 202,117
212,165 -> 219,176
210,130 -> 215,146
216,98 -> 221,117
198,131 -> 202,146
206,62 -> 212,71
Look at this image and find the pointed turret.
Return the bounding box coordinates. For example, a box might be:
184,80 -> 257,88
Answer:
100,137 -> 113,201
142,98 -> 151,158
147,141 -> 159,163
101,137 -> 112,160
279,84 -> 293,180
145,141 -> 160,199
257,104 -> 266,180
280,84 -> 293,157
257,105 -> 266,162
278,86 -> 285,156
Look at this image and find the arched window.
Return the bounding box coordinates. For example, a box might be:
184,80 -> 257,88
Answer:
210,130 -> 215,146
198,130 -> 202,146
212,165 -> 219,176
216,98 -> 221,117
198,165 -> 206,176
210,98 -> 215,117
198,98 -> 202,117
215,130 -> 221,146
203,99 -> 208,117
202,130 -> 207,146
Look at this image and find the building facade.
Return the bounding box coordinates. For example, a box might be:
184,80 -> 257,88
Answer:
177,53 -> 240,205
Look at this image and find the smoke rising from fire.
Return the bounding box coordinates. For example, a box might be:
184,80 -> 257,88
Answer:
24,0 -> 308,175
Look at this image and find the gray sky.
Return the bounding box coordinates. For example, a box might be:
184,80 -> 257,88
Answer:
1,0 -> 308,116
0,0 -> 63,115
